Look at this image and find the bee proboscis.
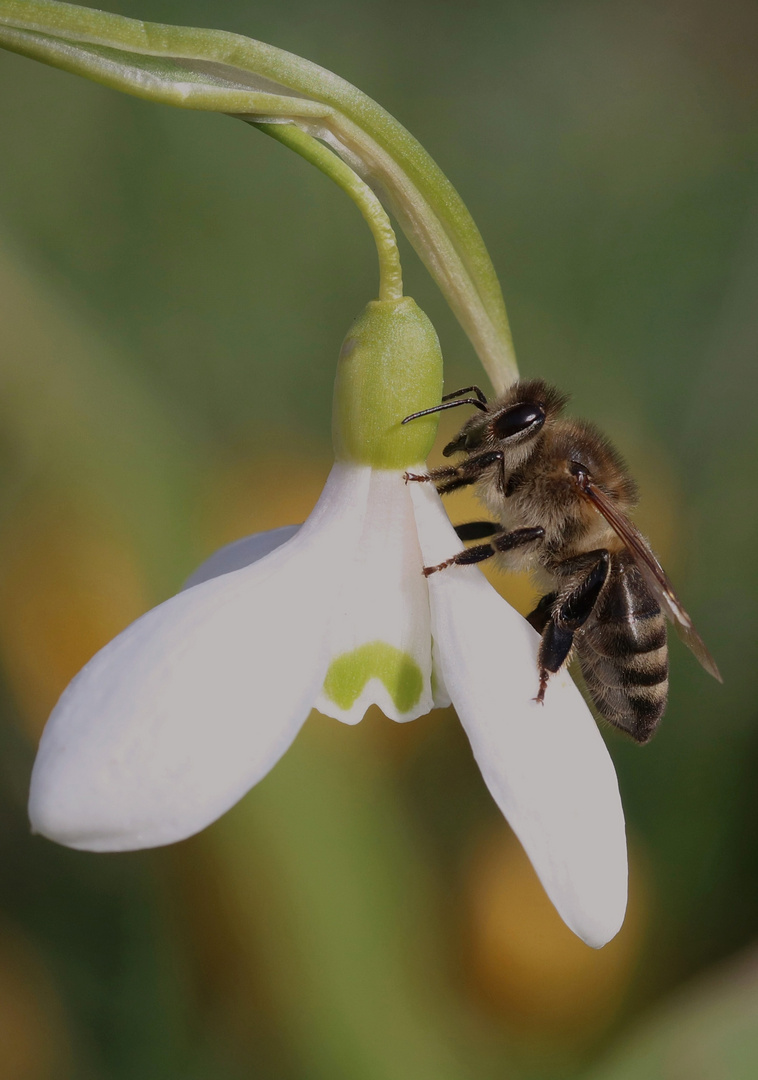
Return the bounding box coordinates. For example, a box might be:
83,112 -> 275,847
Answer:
403,379 -> 721,743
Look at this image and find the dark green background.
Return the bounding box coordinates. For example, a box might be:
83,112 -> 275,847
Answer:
0,1 -> 756,1077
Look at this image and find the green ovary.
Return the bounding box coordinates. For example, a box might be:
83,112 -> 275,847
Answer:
323,642 -> 423,713
332,297 -> 444,469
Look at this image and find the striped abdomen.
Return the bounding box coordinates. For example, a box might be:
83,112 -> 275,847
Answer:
576,550 -> 668,743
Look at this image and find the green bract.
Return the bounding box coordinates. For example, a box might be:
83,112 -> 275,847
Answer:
332,298 -> 443,469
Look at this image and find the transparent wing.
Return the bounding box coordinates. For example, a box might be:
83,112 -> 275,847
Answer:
573,468 -> 722,682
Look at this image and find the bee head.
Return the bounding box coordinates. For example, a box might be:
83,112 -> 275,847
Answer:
443,379 -> 568,458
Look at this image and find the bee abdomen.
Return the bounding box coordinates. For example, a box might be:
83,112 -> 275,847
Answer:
577,554 -> 669,742
579,641 -> 668,694
588,615 -> 666,658
581,671 -> 668,744
578,641 -> 669,743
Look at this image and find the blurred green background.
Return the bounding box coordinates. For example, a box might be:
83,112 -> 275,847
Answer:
0,0 -> 756,1077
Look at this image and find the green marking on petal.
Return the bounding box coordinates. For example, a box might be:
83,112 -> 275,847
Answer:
323,641 -> 423,713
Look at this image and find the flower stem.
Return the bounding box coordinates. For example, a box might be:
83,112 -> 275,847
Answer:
255,122 -> 403,303
0,0 -> 519,387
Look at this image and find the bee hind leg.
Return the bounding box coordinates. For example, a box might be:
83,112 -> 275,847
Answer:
526,591 -> 558,634
535,621 -> 576,704
534,554 -> 609,704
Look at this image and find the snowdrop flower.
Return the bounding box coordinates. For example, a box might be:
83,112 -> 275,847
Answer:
29,297 -> 627,948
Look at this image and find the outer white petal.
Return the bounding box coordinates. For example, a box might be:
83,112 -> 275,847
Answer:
183,525 -> 301,589
314,467 -> 443,724
409,481 -> 628,948
29,464 -> 371,852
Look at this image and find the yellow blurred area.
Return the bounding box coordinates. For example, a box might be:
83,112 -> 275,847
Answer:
0,489 -> 149,741
462,822 -> 646,1046
0,916 -> 71,1080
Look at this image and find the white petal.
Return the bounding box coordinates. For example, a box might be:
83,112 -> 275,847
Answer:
314,468 -> 438,724
182,525 -> 301,590
410,481 -> 628,948
30,464 -> 371,852
184,469 -> 446,726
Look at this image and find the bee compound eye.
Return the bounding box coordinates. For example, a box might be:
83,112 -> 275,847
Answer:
491,402 -> 546,441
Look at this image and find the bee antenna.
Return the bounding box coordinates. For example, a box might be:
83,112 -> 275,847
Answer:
402,398 -> 488,424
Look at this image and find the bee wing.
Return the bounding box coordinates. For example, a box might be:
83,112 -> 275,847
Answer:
576,473 -> 722,682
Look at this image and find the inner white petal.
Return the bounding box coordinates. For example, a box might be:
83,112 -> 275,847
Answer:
314,468 -> 436,725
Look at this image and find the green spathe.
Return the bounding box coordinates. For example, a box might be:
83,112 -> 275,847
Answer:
323,642 -> 423,713
332,297 -> 443,469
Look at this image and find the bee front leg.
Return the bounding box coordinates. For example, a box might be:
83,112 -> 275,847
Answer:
404,450 -> 504,494
535,553 -> 609,704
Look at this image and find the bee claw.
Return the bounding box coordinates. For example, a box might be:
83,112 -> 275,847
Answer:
422,556 -> 460,576
404,471 -> 428,484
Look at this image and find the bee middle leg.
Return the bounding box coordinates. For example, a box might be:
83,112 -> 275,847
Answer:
423,526 -> 545,576
534,552 -> 609,704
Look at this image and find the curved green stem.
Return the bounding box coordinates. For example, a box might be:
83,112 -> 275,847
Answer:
0,0 -> 519,389
256,123 -> 402,303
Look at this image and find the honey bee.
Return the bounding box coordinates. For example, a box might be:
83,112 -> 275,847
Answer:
403,379 -> 721,743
